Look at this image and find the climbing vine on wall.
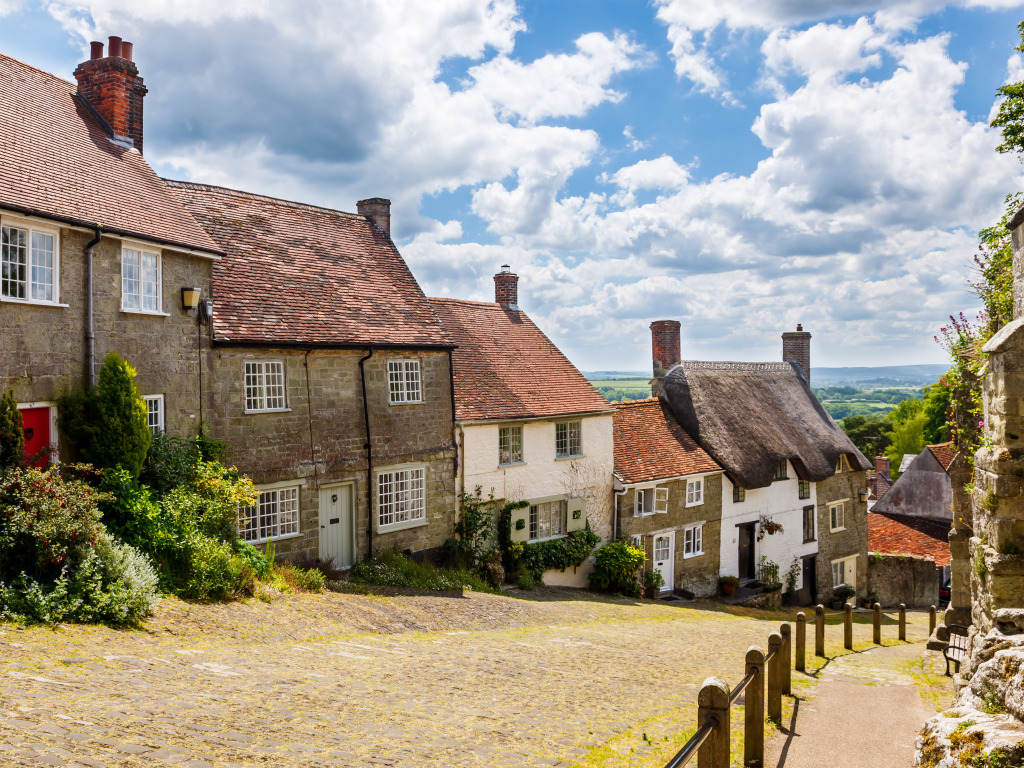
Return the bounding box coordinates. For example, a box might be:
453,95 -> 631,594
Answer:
497,506 -> 599,584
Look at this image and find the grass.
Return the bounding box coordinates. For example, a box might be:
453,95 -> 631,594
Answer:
339,550 -> 498,593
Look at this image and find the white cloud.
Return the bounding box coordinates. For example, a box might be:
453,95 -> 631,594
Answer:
0,0 -> 23,16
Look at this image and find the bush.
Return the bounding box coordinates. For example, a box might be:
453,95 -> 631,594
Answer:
0,390 -> 24,470
834,583 -> 857,602
271,561 -> 327,593
349,550 -> 496,592
140,431 -> 201,496
589,540 -> 646,598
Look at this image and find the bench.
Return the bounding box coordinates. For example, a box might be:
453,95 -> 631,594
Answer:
944,624 -> 970,676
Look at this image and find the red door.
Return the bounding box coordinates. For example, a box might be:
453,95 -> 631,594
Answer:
19,407 -> 51,467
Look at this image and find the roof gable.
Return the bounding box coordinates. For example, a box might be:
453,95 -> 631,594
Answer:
926,441 -> 957,471
166,181 -> 452,347
871,447 -> 953,520
662,360 -> 871,489
613,398 -> 720,484
428,298 -> 613,421
0,53 -> 218,254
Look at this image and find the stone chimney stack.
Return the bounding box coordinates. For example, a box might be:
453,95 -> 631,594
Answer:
494,265 -> 519,308
74,36 -> 148,153
782,324 -> 812,385
875,455 -> 890,476
651,320 -> 681,379
357,198 -> 391,236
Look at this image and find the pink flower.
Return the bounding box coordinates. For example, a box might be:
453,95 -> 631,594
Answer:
979,420 -> 985,428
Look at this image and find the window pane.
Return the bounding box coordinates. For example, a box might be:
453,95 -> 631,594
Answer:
141,251 -> 159,311
122,249 -> 140,309
29,231 -> 53,301
2,226 -> 27,299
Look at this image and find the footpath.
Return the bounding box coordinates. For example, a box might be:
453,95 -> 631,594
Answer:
766,642 -> 953,768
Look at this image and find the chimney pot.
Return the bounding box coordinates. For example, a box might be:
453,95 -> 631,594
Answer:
108,36 -> 122,58
75,37 -> 148,153
650,320 -> 681,379
494,266 -> 519,307
782,325 -> 812,385
357,197 -> 391,236
796,323 -> 802,331
90,41 -> 104,59
121,41 -> 133,62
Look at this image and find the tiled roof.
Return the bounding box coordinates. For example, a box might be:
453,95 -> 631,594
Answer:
613,398 -> 720,484
427,298 -> 613,421
868,512 -> 950,566
926,442 -> 957,472
867,470 -> 892,500
167,181 -> 452,347
0,53 -> 219,254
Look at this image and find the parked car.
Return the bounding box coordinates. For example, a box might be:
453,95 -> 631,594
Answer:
939,576 -> 950,605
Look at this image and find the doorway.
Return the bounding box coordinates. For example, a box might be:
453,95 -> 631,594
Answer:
18,404 -> 54,467
319,484 -> 355,569
652,532 -> 674,592
798,554 -> 817,605
738,522 -> 756,580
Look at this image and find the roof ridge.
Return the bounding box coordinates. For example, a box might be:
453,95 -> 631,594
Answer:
926,441 -> 954,449
613,398 -> 659,409
680,360 -> 792,372
163,178 -> 367,221
0,52 -> 76,89
429,297 -> 510,309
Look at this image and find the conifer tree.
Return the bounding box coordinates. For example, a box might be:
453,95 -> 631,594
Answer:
0,390 -> 25,469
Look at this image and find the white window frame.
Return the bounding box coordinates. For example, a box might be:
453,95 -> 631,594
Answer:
387,359 -> 423,404
244,360 -> 288,413
832,555 -> 857,588
238,482 -> 301,543
143,394 -> 164,436
683,522 -> 704,558
686,477 -> 704,507
121,245 -> 165,315
634,485 -> 668,516
499,425 -> 524,466
836,454 -> 851,473
376,464 -> 427,533
829,499 -> 848,532
555,420 -> 583,459
529,498 -> 567,542
1,216 -> 61,306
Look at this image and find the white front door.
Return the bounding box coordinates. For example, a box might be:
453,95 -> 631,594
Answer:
653,533 -> 674,592
319,484 -> 355,569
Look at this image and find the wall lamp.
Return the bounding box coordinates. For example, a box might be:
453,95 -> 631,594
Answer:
181,286 -> 201,312
859,489 -> 870,504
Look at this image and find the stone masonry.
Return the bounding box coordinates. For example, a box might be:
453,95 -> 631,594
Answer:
815,468 -> 869,601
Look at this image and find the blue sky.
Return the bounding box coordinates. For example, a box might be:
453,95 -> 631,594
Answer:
3,0 -> 1024,372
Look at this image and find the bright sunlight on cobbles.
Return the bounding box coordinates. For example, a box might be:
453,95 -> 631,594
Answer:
0,590 -> 934,768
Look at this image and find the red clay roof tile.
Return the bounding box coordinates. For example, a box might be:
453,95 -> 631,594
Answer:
613,398 -> 721,484
926,441 -> 957,472
167,181 -> 452,347
0,53 -> 219,254
428,298 -> 613,421
868,512 -> 950,566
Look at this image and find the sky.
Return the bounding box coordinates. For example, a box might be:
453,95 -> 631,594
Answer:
2,0 -> 1024,372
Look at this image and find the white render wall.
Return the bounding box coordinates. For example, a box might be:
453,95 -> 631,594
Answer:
459,412 -> 615,586
721,467 -> 819,591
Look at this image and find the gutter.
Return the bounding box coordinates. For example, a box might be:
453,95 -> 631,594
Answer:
359,347 -> 375,561
84,227 -> 102,387
212,338 -> 455,352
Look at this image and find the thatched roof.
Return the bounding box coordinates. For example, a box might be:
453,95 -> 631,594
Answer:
662,360 -> 871,490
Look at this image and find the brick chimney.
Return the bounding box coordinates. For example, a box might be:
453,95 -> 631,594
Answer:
651,320 -> 681,379
875,455 -> 891,477
494,265 -> 518,308
74,36 -> 148,153
782,324 -> 812,385
357,198 -> 391,236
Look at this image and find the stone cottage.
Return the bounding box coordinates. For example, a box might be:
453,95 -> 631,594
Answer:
427,268 -> 615,586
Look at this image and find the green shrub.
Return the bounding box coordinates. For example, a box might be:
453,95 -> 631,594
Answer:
349,550 -> 496,592
0,390 -> 24,470
589,540 -> 645,598
496,504 -> 600,584
140,431 -> 201,496
271,561 -> 327,593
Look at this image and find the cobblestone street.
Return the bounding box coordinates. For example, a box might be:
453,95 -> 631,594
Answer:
0,590 -> 934,768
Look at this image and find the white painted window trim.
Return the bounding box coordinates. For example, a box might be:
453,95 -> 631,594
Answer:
387,358 -> 423,405
1,215 -> 61,306
829,498 -> 850,532
498,424 -> 524,466
143,394 -> 164,436
634,484 -> 668,516
15,401 -> 59,462
375,463 -> 428,534
554,419 -> 583,459
238,483 -> 302,543
685,477 -> 704,507
683,521 -> 705,559
243,359 -> 289,414
120,244 -> 163,314
528,497 -> 568,543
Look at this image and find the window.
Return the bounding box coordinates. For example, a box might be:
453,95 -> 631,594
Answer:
555,420 -> 582,458
238,486 -> 300,542
832,556 -> 857,587
244,361 -> 286,412
144,395 -> 164,436
635,486 -> 668,515
836,454 -> 851,473
803,504 -> 816,542
683,523 -> 704,558
529,499 -> 567,541
499,425 -> 523,465
686,477 -> 703,507
773,460 -> 788,481
829,500 -> 847,531
377,467 -> 426,530
121,247 -> 161,312
1,222 -> 58,303
387,359 -> 422,404
733,484 -> 745,503
798,480 -> 811,500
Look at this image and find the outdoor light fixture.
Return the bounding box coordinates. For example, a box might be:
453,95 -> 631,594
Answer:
181,286 -> 201,312
859,489 -> 870,503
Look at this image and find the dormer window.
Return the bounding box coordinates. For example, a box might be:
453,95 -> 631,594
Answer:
836,454 -> 851,473
773,460 -> 788,481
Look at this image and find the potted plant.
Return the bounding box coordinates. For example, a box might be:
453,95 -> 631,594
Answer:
861,590 -> 879,609
719,575 -> 740,596
643,569 -> 665,599
783,557 -> 801,606
832,583 -> 856,609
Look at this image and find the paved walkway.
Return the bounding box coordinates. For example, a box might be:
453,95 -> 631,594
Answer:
767,642 -> 952,768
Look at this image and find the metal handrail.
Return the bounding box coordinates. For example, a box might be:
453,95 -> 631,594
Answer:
663,715 -> 719,768
728,665 -> 759,705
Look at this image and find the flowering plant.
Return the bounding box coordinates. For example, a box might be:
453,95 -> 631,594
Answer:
756,514 -> 784,542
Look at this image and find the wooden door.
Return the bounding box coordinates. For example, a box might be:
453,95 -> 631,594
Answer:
319,484 -> 355,569
738,523 -> 755,580
653,533 -> 674,592
19,406 -> 51,467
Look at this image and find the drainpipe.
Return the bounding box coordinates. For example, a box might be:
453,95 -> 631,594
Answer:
84,227 -> 102,387
613,480 -> 628,541
359,347 -> 374,561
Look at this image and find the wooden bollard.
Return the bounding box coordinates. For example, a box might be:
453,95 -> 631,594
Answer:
815,604 -> 825,657
843,602 -> 853,650
767,631 -> 783,723
780,622 -> 792,696
697,677 -> 730,768
744,646 -> 765,768
795,612 -> 806,672
929,605 -> 937,636
873,603 -> 882,645
899,604 -> 907,642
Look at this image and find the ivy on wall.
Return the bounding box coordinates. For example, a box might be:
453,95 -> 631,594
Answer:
497,505 -> 599,584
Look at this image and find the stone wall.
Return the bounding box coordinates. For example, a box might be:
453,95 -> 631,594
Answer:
815,469 -> 869,601
867,553 -> 940,608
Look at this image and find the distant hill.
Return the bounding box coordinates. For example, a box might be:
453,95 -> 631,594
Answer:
811,364 -> 946,387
